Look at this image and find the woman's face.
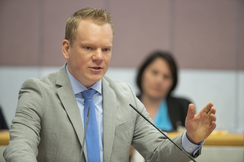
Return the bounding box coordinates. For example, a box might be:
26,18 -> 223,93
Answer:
141,58 -> 173,100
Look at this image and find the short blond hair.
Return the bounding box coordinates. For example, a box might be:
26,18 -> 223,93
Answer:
65,7 -> 113,46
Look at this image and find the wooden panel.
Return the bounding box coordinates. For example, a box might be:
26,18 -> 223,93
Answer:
0,131 -> 9,145
168,131 -> 244,146
239,0 -> 244,70
1,131 -> 243,146
0,0 -> 242,69
0,0 -> 39,66
173,0 -> 237,70
109,0 -> 170,68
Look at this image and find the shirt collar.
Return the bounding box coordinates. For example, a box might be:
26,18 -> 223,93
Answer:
66,65 -> 102,95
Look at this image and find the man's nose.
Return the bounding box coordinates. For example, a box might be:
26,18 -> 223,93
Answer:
92,49 -> 104,61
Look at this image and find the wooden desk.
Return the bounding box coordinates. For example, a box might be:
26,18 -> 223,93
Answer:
1,130 -> 243,146
0,131 -> 9,145
168,131 -> 244,146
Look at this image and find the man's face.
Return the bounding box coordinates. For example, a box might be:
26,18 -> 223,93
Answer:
62,19 -> 113,88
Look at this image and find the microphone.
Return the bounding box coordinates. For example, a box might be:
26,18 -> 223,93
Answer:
129,104 -> 196,162
81,107 -> 91,160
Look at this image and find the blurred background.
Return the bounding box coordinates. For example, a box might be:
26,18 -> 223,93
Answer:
0,0 -> 243,161
0,0 -> 243,159
1,0 -> 243,133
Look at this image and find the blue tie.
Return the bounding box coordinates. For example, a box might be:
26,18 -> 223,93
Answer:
81,89 -> 101,162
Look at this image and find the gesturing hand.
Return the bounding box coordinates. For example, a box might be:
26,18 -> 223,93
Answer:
185,102 -> 216,144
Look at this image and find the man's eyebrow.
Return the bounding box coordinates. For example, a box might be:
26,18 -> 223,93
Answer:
79,41 -> 112,47
104,45 -> 112,48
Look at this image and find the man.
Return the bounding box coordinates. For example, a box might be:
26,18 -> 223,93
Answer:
4,7 -> 216,162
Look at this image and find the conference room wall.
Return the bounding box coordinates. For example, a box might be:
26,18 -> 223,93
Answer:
0,0 -> 243,132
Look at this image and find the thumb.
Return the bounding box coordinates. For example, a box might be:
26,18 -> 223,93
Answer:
186,104 -> 195,120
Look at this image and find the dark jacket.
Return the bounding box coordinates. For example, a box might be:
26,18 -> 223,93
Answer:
0,106 -> 8,129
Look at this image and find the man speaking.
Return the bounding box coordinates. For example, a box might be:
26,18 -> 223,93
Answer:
4,7 -> 216,162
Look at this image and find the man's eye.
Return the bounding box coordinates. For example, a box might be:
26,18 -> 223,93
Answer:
85,47 -> 92,50
103,48 -> 110,52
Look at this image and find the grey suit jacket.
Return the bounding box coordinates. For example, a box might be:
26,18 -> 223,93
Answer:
4,65 -> 197,162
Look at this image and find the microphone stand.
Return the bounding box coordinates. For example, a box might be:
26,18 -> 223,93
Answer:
80,107 -> 90,161
129,104 -> 196,162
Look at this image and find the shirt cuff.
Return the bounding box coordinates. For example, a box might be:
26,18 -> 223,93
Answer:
182,131 -> 204,156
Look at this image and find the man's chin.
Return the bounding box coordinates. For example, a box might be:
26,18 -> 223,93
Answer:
84,73 -> 104,86
89,76 -> 103,83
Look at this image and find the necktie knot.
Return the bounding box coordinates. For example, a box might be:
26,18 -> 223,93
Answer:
81,89 -> 96,100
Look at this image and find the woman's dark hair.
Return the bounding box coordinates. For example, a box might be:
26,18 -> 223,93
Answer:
136,50 -> 178,97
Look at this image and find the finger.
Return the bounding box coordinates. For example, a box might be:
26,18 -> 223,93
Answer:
206,121 -> 216,136
208,107 -> 216,115
203,102 -> 214,114
209,114 -> 216,122
186,103 -> 195,120
210,121 -> 216,131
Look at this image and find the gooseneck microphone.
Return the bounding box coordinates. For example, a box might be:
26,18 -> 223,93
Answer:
81,107 -> 91,160
129,104 -> 197,162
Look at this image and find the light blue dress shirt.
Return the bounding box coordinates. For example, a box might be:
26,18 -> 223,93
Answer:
66,66 -> 202,160
66,66 -> 103,162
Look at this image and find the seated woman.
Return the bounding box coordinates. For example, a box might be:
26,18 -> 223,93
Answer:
136,50 -> 191,131
130,50 -> 191,162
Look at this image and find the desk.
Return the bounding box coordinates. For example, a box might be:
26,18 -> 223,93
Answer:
168,131 -> 244,146
1,130 -> 243,146
0,131 -> 9,145
1,131 -> 244,162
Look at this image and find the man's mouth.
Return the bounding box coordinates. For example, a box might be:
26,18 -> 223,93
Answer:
91,67 -> 102,70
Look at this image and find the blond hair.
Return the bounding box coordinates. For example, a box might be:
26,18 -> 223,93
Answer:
65,7 -> 113,46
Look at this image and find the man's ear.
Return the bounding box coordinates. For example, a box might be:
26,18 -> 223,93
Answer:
62,39 -> 70,59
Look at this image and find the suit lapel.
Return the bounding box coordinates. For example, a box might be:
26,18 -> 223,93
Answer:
56,65 -> 86,158
102,77 -> 117,162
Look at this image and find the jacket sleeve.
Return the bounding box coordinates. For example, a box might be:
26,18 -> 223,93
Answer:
4,78 -> 44,162
127,85 -> 197,162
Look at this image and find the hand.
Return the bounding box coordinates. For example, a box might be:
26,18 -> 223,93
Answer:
185,102 -> 216,144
